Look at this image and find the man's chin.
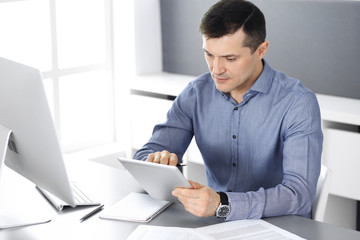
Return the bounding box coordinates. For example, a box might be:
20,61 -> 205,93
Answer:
215,83 -> 231,93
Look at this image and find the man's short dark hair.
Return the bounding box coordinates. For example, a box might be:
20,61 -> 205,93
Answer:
199,0 -> 266,53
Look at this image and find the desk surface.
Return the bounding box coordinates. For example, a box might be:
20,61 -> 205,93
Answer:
1,158 -> 360,240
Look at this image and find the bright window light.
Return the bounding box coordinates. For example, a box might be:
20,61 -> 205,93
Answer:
0,0 -> 51,71
0,0 -> 131,153
59,70 -> 113,150
56,0 -> 106,68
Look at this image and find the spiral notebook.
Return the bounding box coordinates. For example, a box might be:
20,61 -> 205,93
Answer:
99,192 -> 172,223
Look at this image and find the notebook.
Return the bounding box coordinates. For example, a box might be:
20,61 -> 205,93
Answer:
99,192 -> 172,223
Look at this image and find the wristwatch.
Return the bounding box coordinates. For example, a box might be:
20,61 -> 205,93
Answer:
215,192 -> 230,218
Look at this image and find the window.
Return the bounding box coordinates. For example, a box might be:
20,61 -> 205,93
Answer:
0,0 -> 116,152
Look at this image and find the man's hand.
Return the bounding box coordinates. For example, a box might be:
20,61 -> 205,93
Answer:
146,150 -> 178,166
172,180 -> 220,217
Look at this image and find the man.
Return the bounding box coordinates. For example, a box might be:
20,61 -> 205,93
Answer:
133,0 -> 323,221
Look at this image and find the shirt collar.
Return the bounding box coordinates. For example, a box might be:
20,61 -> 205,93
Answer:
218,59 -> 274,101
249,59 -> 274,95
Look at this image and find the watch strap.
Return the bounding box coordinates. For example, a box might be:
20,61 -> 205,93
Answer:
216,192 -> 230,218
218,192 -> 229,205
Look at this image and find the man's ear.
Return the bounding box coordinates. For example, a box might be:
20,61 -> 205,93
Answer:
256,41 -> 269,60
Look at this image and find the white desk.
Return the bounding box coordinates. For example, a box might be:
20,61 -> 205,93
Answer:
1,158 -> 360,240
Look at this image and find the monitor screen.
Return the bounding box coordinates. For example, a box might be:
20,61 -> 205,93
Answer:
0,57 -> 76,207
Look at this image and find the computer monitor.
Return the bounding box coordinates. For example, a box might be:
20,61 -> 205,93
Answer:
0,57 -> 76,209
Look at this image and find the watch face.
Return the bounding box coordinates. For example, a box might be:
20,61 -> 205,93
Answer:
217,205 -> 230,218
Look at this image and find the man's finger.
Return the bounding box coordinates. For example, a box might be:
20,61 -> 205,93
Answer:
168,153 -> 178,166
146,153 -> 155,162
147,152 -> 161,163
160,150 -> 170,165
189,180 -> 205,189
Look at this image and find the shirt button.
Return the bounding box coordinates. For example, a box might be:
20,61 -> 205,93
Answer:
232,135 -> 236,139
232,162 -> 236,167
234,107 -> 238,111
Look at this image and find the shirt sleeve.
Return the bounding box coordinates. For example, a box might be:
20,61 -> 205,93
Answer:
226,92 -> 323,220
133,82 -> 196,161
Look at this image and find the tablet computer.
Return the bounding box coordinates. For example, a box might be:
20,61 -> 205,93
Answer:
118,157 -> 192,202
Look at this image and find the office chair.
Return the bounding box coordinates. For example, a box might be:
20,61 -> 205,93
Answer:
312,164 -> 331,222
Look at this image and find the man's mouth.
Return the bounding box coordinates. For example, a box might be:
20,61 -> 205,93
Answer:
213,75 -> 229,83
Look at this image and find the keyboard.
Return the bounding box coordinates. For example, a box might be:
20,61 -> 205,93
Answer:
71,182 -> 95,205
36,182 -> 100,211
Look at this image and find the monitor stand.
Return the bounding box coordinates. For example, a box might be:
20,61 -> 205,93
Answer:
0,124 -> 51,229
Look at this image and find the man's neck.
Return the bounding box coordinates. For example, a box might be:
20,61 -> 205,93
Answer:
231,60 -> 264,103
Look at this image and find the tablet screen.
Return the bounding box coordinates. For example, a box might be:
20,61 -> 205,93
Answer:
118,157 -> 192,202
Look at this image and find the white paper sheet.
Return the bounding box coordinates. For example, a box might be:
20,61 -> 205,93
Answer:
127,225 -> 207,240
0,209 -> 51,229
196,219 -> 305,240
127,219 -> 305,240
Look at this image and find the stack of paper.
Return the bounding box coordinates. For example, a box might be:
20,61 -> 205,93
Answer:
127,219 -> 305,240
99,192 -> 172,223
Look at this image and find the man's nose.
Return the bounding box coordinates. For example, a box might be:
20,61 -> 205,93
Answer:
212,57 -> 225,75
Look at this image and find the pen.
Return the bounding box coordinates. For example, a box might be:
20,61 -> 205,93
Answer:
80,204 -> 104,222
176,163 -> 186,167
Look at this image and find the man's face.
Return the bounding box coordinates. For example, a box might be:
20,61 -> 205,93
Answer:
202,29 -> 265,102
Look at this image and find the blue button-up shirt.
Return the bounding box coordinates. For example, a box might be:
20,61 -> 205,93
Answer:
134,60 -> 323,221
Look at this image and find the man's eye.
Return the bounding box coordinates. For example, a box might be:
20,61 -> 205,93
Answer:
227,57 -> 236,62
